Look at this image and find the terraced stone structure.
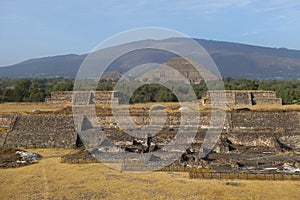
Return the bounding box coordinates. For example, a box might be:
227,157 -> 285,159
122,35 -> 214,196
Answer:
1,88 -> 299,171
0,110 -> 300,151
138,57 -> 219,84
46,91 -> 119,105
201,90 -> 282,106
0,114 -> 77,148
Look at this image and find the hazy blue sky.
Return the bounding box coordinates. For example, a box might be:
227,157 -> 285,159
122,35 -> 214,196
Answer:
1,0 -> 300,66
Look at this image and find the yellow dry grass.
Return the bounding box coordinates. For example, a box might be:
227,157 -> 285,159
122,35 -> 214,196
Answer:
0,149 -> 299,200
243,104 -> 300,112
0,102 -> 66,114
2,102 -> 300,115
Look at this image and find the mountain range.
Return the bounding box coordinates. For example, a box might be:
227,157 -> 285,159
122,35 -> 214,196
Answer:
1,38 -> 300,80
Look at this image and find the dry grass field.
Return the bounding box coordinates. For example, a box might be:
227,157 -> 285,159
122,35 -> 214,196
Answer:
0,149 -> 299,200
2,102 -> 300,115
0,102 -> 66,114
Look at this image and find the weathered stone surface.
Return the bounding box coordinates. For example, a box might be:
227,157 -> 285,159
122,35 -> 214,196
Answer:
1,110 -> 300,151
46,91 -> 119,105
202,90 -> 282,106
0,114 -> 17,130
3,114 -> 76,148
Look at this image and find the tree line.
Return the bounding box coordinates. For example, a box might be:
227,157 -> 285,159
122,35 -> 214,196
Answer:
1,77 -> 300,104
0,78 -> 73,102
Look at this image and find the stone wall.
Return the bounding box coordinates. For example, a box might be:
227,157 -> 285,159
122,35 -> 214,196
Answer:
0,115 -> 17,146
1,110 -> 300,150
2,114 -> 76,148
46,91 -> 119,105
231,112 -> 299,129
77,110 -> 300,151
202,90 -> 282,106
0,114 -> 16,130
228,111 -> 300,149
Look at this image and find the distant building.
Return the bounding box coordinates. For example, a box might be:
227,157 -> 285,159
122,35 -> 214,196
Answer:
201,90 -> 282,106
138,57 -> 219,84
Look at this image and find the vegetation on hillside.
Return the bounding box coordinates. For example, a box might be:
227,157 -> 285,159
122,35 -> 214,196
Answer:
1,77 -> 300,104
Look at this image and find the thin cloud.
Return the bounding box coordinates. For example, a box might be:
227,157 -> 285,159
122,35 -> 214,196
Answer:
253,1 -> 300,19
242,31 -> 260,36
156,0 -> 252,12
0,14 -> 27,24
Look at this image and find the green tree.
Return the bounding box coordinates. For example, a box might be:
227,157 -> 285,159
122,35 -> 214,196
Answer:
13,79 -> 32,101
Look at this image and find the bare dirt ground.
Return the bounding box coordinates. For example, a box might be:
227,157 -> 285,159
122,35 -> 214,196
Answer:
0,149 -> 299,200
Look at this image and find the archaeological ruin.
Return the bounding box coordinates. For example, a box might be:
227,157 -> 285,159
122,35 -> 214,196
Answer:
1,108 -> 300,152
45,91 -> 119,105
201,90 -> 282,106
1,89 -> 300,174
138,57 -> 219,83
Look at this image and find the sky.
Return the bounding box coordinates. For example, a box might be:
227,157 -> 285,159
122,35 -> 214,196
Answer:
1,0 -> 300,66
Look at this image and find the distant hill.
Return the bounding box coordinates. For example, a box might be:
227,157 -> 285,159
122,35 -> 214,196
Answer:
0,54 -> 86,79
197,39 -> 300,79
1,38 -> 300,80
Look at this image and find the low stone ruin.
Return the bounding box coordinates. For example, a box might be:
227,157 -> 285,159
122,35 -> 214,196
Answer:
45,91 -> 119,105
0,148 -> 41,168
201,90 -> 282,106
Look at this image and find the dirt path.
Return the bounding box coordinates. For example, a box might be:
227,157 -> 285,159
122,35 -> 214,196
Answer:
0,149 -> 300,200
